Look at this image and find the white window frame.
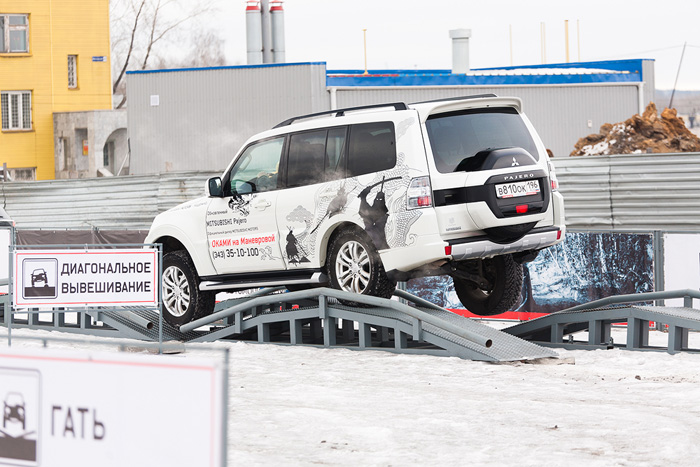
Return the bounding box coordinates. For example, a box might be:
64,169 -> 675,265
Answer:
0,14 -> 29,53
1,90 -> 32,131
68,54 -> 78,89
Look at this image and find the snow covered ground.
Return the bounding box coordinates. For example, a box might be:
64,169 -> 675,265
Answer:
4,325 -> 700,466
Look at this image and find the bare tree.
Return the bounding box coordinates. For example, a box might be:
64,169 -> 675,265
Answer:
174,31 -> 227,68
110,0 -> 219,109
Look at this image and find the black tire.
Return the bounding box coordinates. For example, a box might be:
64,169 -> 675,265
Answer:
453,254 -> 523,316
327,227 -> 395,304
161,250 -> 215,327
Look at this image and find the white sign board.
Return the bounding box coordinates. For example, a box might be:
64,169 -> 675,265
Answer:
664,233 -> 700,306
13,249 -> 158,308
0,347 -> 225,467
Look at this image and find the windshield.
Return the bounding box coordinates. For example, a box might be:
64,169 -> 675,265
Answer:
426,107 -> 539,173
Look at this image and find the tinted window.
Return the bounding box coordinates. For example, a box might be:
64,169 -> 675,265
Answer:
287,130 -> 327,188
426,107 -> 539,173
347,122 -> 396,177
226,137 -> 284,194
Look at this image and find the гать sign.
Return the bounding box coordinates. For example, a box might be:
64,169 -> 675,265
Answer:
13,249 -> 158,308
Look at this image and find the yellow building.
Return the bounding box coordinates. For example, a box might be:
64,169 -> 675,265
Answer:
0,0 -> 112,180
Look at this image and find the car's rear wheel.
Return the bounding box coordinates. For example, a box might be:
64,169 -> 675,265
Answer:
327,227 -> 395,304
452,254 -> 523,316
161,250 -> 215,327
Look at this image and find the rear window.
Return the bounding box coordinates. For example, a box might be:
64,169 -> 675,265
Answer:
426,107 -> 538,173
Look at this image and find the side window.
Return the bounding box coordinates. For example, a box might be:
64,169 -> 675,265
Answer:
226,137 -> 284,195
347,122 -> 396,177
287,130 -> 326,188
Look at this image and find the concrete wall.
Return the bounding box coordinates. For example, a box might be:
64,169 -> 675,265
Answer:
54,110 -> 127,179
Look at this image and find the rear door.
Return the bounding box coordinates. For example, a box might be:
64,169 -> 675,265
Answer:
275,127 -> 348,269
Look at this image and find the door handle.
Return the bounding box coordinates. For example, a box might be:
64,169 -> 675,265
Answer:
253,199 -> 271,210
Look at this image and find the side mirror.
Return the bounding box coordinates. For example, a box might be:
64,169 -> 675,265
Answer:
207,177 -> 223,197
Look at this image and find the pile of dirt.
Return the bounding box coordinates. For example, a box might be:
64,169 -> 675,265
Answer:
570,102 -> 700,156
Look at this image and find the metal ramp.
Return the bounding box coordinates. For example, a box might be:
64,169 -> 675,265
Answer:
178,287 -> 557,362
504,290 -> 700,354
2,288 -> 556,362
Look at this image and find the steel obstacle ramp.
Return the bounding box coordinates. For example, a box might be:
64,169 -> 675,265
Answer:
175,287 -> 557,362
503,290 -> 700,354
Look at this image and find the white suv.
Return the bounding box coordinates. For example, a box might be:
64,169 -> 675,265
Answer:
146,94 -> 565,326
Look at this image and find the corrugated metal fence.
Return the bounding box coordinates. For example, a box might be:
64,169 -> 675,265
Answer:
1,171 -> 218,230
555,152 -> 700,231
2,153 -> 699,232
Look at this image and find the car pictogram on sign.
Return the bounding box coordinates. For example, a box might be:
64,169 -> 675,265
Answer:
30,269 -> 49,288
3,392 -> 26,431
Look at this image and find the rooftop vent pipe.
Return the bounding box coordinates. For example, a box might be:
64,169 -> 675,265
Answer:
270,1 -> 286,63
246,1 -> 263,64
449,28 -> 471,74
246,0 -> 286,65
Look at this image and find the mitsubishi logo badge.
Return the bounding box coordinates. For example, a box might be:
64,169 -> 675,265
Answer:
511,157 -> 520,167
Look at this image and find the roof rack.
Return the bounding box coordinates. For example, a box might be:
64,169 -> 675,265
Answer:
273,102 -> 409,128
411,93 -> 498,105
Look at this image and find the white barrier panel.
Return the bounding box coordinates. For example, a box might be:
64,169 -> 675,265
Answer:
664,233 -> 700,306
0,347 -> 225,467
13,249 -> 158,308
0,228 -> 10,294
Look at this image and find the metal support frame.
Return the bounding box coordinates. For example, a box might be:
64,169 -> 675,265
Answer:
505,290 -> 700,354
175,287 -> 556,362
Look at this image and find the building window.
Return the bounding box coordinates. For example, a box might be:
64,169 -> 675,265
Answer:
67,55 -> 78,89
1,91 -> 32,130
9,167 -> 35,181
0,14 -> 29,53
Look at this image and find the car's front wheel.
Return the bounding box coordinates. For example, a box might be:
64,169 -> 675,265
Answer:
452,254 -> 523,316
327,227 -> 395,304
161,250 -> 215,327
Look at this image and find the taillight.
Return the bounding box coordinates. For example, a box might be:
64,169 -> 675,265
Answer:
407,176 -> 432,209
548,162 -> 559,192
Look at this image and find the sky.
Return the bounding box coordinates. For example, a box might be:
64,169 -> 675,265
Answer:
203,0 -> 700,90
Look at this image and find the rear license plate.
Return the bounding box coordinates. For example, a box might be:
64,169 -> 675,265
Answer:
495,180 -> 540,199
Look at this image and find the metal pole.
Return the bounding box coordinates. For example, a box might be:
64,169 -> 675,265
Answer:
221,347 -> 229,467
577,19 -> 581,61
669,42 -> 687,109
363,29 -> 368,75
158,244 -> 163,354
509,24 -> 513,66
7,242 -> 13,346
564,20 -> 570,63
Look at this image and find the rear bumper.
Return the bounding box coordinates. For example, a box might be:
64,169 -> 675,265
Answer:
449,226 -> 564,261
